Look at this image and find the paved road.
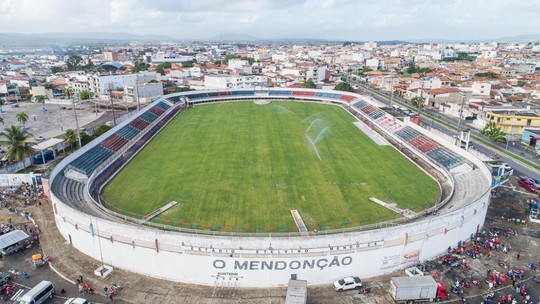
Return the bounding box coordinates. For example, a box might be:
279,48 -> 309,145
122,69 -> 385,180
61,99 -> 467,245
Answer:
347,76 -> 540,179
0,237 -> 108,303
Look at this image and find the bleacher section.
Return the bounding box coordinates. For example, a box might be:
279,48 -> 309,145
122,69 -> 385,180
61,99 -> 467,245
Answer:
315,92 -> 341,99
340,95 -> 356,102
140,112 -> 158,123
186,93 -> 209,100
208,91 -> 232,97
149,107 -> 165,116
70,145 -> 115,175
394,127 -> 465,169
130,118 -> 150,131
269,90 -> 292,96
292,91 -> 316,97
156,102 -> 171,111
231,90 -> 255,96
116,125 -> 139,140
165,96 -> 183,104
100,134 -> 129,152
376,116 -> 402,132
408,135 -> 439,153
394,127 -> 422,141
427,147 -> 465,169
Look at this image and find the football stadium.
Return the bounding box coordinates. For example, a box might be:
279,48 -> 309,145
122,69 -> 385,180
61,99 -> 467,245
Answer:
46,88 -> 491,287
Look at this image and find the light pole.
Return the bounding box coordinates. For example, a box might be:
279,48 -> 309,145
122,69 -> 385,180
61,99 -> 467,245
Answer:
72,93 -> 82,148
454,91 -> 466,145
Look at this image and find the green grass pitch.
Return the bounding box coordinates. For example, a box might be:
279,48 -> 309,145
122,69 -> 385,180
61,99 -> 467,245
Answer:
101,101 -> 440,231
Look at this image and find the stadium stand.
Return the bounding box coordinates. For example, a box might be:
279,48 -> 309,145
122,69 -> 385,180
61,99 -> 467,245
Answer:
292,91 -> 316,97
394,126 -> 422,142
315,92 -> 342,100
140,112 -> 158,123
186,93 -> 209,100
208,91 -> 232,97
376,116 -> 402,132
340,95 -> 356,102
269,90 -> 292,96
100,134 -> 129,152
116,125 -> 139,140
69,145 -> 115,175
427,147 -> 465,169
231,90 -> 255,96
130,118 -> 150,131
149,107 -> 165,116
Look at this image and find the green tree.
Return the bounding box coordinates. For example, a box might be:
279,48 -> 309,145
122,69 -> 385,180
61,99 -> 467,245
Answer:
132,61 -> 150,72
34,95 -> 47,104
302,79 -> 317,89
480,122 -> 505,144
182,61 -> 194,68
80,132 -> 93,146
16,111 -> 29,127
334,82 -> 355,92
50,66 -> 63,74
0,125 -> 35,168
156,65 -> 166,75
213,60 -> 221,66
64,129 -> 78,148
83,59 -> 95,72
44,83 -> 54,90
79,91 -> 91,100
94,124 -> 113,137
410,96 -> 426,109
66,55 -> 83,71
517,80 -> 526,87
172,86 -> 194,93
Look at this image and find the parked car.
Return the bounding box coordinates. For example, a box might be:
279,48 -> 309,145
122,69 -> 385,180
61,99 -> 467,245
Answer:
64,298 -> 89,304
518,177 -> 539,193
333,276 -> 362,291
34,136 -> 45,142
528,177 -> 540,188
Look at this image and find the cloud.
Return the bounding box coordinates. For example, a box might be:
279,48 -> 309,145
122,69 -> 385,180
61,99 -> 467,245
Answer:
0,0 -> 538,40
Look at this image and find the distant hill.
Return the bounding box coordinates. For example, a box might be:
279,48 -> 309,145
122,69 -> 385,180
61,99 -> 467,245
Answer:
410,34 -> 540,44
0,32 -> 175,48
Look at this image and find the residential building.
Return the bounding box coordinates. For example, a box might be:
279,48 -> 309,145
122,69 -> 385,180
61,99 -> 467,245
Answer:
204,74 -> 268,89
486,110 -> 540,135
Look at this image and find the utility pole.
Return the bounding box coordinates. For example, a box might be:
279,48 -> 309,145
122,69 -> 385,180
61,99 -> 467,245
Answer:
389,76 -> 395,107
135,75 -> 140,112
455,91 -> 466,145
417,80 -> 425,121
108,83 -> 116,126
72,92 -> 82,148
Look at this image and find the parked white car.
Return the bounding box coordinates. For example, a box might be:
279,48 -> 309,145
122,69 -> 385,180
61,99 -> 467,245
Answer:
333,276 -> 362,291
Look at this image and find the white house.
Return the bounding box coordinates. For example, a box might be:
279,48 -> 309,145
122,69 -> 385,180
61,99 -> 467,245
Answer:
204,74 -> 268,89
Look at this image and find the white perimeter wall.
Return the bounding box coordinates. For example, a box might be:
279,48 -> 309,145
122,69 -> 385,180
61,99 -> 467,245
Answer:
49,90 -> 492,287
51,189 -> 489,287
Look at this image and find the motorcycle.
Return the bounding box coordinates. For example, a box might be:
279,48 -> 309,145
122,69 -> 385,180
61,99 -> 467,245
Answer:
358,287 -> 371,294
471,278 -> 482,288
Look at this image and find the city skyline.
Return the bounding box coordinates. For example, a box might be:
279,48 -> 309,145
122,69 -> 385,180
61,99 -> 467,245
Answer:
1,0 -> 540,41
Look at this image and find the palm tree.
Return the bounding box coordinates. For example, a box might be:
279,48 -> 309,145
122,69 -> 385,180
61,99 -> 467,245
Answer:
0,125 -> 35,169
35,95 -> 47,104
16,111 -> 29,128
64,129 -> 77,148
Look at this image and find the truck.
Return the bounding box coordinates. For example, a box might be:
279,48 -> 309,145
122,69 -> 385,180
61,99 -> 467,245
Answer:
0,230 -> 33,256
390,276 -> 448,303
284,279 -> 307,304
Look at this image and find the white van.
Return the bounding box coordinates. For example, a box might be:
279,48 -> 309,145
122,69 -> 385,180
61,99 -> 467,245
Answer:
19,280 -> 55,304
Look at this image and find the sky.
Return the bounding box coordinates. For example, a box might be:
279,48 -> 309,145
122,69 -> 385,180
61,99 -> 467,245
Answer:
1,0 -> 540,41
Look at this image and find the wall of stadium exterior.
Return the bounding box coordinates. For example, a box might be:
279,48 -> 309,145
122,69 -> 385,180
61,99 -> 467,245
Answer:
49,89 -> 491,287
